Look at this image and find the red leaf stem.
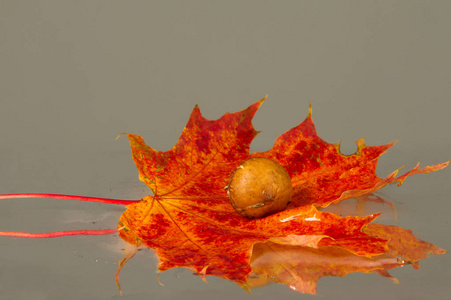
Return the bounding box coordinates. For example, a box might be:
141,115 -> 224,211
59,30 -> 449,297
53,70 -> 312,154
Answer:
0,229 -> 118,238
0,193 -> 140,205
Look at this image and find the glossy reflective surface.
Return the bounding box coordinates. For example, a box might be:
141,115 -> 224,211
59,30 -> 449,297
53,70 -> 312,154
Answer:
1,2 -> 450,299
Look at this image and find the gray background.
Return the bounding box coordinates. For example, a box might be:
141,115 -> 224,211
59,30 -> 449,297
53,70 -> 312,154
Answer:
1,1 -> 450,299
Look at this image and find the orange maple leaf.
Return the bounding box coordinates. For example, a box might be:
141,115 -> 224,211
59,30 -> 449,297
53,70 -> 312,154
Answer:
116,96 -> 448,290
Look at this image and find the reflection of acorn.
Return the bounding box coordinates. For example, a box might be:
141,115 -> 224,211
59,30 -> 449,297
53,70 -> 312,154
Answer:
226,157 -> 293,219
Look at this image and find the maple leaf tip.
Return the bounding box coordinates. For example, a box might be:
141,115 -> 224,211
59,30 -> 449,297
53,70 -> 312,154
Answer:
116,133 -> 141,142
240,282 -> 252,294
253,95 -> 267,108
198,265 -> 209,283
386,138 -> 399,150
156,273 -> 165,287
371,212 -> 383,219
191,104 -> 202,118
116,133 -> 126,140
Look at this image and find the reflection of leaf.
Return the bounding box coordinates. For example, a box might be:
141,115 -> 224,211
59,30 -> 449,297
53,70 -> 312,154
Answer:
117,97 -> 448,291
248,242 -> 401,294
249,222 -> 446,294
364,223 -> 446,269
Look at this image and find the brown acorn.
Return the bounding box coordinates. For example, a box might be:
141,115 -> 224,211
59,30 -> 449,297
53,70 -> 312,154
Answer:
226,157 -> 293,219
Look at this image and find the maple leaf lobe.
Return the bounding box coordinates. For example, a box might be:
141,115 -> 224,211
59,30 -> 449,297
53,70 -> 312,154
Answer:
125,98 -> 265,199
